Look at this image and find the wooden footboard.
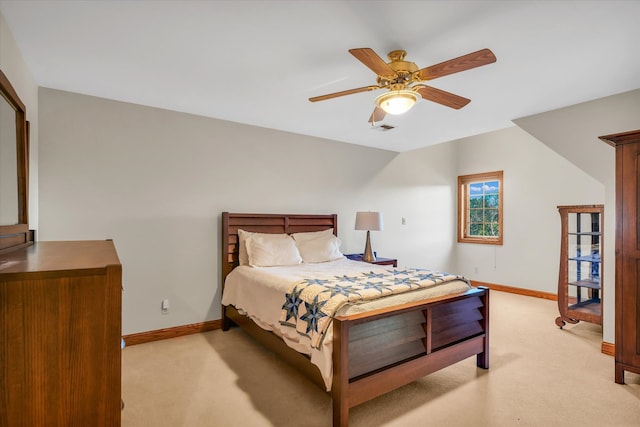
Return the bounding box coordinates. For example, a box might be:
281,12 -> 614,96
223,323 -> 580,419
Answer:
331,286 -> 489,427
224,287 -> 489,427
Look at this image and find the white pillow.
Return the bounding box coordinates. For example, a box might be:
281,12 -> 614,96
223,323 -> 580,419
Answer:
245,233 -> 302,267
237,229 -> 254,266
291,228 -> 335,242
294,234 -> 344,263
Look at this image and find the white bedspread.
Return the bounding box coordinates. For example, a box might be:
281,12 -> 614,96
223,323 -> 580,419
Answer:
221,258 -> 470,390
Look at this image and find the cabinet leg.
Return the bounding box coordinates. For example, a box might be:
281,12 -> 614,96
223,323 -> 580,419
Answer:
555,316 -> 578,329
615,363 -> 625,384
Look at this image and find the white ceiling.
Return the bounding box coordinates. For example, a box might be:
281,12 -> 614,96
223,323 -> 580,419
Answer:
2,0 -> 639,152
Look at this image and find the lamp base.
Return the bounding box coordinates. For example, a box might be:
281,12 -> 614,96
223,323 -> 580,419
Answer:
362,230 -> 376,262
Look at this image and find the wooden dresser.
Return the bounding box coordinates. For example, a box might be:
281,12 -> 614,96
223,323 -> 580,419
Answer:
599,130 -> 640,384
0,240 -> 122,426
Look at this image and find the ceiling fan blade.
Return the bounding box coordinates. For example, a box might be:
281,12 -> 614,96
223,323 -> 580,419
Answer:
349,48 -> 398,79
368,106 -> 386,124
309,85 -> 380,102
415,86 -> 471,109
417,48 -> 496,81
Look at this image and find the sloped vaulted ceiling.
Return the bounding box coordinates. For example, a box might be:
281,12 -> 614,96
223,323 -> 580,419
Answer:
1,0 -> 639,152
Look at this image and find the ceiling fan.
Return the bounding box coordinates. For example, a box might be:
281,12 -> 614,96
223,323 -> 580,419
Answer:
309,48 -> 496,123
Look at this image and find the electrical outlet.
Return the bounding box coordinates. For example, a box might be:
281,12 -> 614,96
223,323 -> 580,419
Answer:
401,217 -> 406,225
161,299 -> 170,314
473,267 -> 479,274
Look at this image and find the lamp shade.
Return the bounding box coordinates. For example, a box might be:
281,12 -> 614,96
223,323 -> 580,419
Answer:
355,211 -> 383,231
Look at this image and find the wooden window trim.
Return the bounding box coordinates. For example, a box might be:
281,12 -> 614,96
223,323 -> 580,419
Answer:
458,171 -> 503,245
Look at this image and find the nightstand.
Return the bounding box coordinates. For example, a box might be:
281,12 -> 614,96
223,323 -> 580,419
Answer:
345,253 -> 398,267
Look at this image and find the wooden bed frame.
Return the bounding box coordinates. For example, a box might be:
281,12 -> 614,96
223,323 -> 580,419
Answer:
221,212 -> 489,427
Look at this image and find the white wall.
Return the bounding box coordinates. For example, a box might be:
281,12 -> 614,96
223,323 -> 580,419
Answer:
454,125 -> 612,337
38,88 -> 460,335
455,126 -> 604,294
368,141 -> 459,272
513,89 -> 640,343
0,12 -> 38,228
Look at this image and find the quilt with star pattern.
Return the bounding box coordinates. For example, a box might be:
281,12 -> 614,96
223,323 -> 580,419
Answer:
279,268 -> 468,349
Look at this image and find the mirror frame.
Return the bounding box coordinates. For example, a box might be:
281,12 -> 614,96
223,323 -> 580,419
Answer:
0,68 -> 33,253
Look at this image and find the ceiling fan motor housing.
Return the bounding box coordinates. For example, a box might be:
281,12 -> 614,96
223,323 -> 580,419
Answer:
377,50 -> 419,86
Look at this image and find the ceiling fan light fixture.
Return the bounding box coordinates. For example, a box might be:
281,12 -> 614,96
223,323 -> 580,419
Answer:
375,90 -> 419,115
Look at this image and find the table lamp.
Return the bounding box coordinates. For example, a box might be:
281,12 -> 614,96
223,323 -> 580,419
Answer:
355,211 -> 383,262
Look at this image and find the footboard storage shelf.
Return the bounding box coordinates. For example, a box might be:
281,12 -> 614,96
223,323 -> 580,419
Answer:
332,287 -> 489,427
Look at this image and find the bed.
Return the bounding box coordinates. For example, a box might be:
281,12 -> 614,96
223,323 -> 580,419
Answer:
221,212 -> 489,427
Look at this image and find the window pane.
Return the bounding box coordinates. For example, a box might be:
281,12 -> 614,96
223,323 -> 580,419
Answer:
469,183 -> 483,195
470,209 -> 483,222
469,223 -> 483,236
469,195 -> 483,208
487,223 -> 499,236
484,209 -> 498,223
483,180 -> 499,195
484,194 -> 499,207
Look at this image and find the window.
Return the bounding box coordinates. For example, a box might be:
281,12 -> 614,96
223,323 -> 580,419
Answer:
458,171 -> 503,245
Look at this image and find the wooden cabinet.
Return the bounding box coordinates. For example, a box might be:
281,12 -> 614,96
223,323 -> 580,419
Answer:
0,240 -> 122,426
345,253 -> 398,267
556,205 -> 603,328
599,129 -> 640,384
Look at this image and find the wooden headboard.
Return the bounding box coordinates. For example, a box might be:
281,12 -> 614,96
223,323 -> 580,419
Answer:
220,212 -> 338,288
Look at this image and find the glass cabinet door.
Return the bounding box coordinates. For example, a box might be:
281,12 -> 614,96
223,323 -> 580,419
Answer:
556,205 -> 603,328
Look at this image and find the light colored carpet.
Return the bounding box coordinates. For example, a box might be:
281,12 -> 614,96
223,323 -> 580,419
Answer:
121,291 -> 640,426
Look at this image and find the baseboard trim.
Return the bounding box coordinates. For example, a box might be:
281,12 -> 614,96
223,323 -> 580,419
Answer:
472,280 -> 616,357
601,341 -> 615,357
124,284 -> 612,355
123,282 -> 555,346
471,280 -> 557,301
123,319 -> 221,346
